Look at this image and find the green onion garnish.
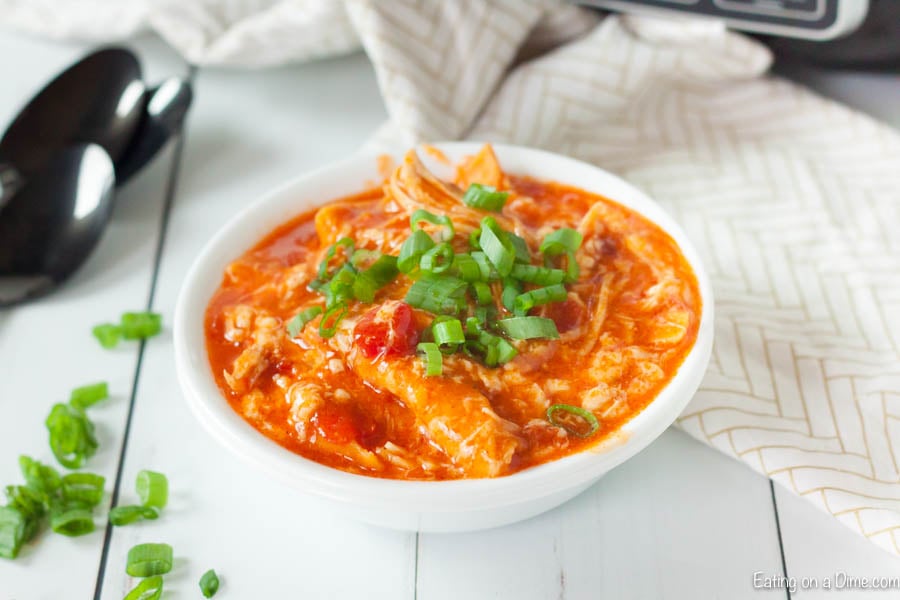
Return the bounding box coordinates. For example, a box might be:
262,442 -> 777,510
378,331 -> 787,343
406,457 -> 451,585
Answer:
432,318 -> 465,349
136,470 -> 168,509
416,343 -> 443,376
361,254 -> 399,287
478,217 -> 514,276
19,455 -> 61,496
397,229 -> 435,274
451,253 -> 482,282
513,284 -> 568,316
500,278 -> 521,313
61,473 -> 105,507
352,274 -> 378,303
470,252 -> 494,281
69,381 -> 109,410
92,323 -> 122,349
540,228 -> 583,256
49,503 -> 94,537
496,316 -> 560,340
317,237 -> 354,282
510,264 -> 565,285
420,243 -> 454,275
564,250 -> 580,283
109,505 -> 159,527
45,403 -> 98,469
546,404 -> 600,438
404,277 -> 468,315
124,575 -> 164,600
200,569 -> 221,598
120,312 -> 163,340
506,232 -> 530,263
410,209 -> 454,241
126,542 -> 174,577
286,306 -> 323,337
318,304 -> 349,338
470,282 -> 493,306
462,183 -> 509,212
0,507 -> 27,559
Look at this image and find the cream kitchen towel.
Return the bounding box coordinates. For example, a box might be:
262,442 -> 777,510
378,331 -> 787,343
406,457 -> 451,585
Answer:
4,0 -> 900,555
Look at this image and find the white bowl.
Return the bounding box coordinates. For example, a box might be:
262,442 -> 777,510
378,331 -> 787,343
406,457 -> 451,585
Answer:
174,142 -> 714,532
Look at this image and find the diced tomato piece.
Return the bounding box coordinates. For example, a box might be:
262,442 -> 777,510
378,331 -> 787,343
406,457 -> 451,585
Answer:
312,404 -> 359,445
353,301 -> 420,359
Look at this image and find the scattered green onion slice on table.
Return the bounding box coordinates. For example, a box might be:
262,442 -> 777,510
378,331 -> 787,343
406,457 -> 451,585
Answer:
124,574 -> 164,600
126,542 -> 174,577
496,316 -> 560,340
199,568 -> 221,598
109,505 -> 159,527
45,403 -> 99,469
416,343 -> 443,376
0,506 -> 28,559
69,381 -> 109,410
120,312 -> 163,340
92,323 -> 122,349
19,455 -> 61,495
136,470 -> 168,509
61,472 -> 105,507
49,503 -> 94,537
546,404 -> 600,438
462,183 -> 508,212
286,306 -> 323,337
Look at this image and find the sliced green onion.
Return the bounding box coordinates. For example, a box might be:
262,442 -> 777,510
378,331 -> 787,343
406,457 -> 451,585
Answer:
349,248 -> 379,269
451,253 -> 482,282
109,505 -> 159,527
45,403 -> 98,469
398,230 -> 436,274
92,323 -> 121,349
479,217 -> 514,276
473,305 -> 496,325
410,209 -> 455,242
470,252 -> 494,281
471,282 -> 493,306
506,232 -> 530,263
316,237 -> 354,281
540,228 -> 583,256
19,455 -> 61,496
126,542 -> 174,577
469,228 -> 481,250
420,243 -> 454,275
318,304 -> 349,338
120,312 -> 163,340
494,338 -> 518,364
69,381 -> 109,410
0,507 -> 27,559
5,485 -> 46,522
501,278 -> 522,313
360,254 -> 399,287
404,277 -> 468,315
200,569 -> 221,598
432,318 -> 465,348
547,404 -> 600,438
351,274 -> 377,303
287,306 -> 323,337
136,470 -> 169,509
513,284 -> 568,316
496,316 -> 560,340
510,264 -> 565,285
324,264 -> 357,308
462,183 -> 509,212
124,575 -> 163,600
416,343 -> 443,376
61,473 -> 105,507
49,503 -> 94,537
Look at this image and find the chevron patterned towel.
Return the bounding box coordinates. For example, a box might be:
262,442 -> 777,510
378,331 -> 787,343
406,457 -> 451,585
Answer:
4,0 -> 899,554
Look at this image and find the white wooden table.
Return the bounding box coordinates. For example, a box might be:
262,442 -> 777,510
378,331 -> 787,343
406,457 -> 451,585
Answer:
1,30 -> 898,600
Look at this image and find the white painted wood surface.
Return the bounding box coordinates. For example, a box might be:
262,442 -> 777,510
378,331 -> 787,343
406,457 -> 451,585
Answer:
0,29 -> 897,600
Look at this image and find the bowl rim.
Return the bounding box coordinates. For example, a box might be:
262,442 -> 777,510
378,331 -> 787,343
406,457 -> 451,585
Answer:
174,141 -> 714,512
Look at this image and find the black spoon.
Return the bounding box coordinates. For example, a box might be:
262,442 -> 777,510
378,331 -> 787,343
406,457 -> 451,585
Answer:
0,143 -> 115,307
115,77 -> 193,185
0,47 -> 145,179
